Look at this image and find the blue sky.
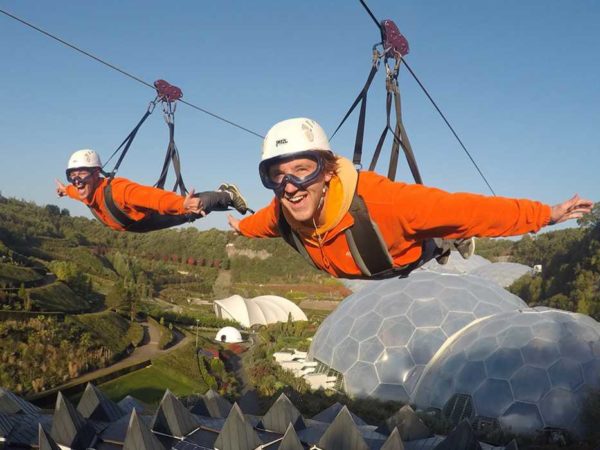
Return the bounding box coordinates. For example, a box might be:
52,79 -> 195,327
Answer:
1,1 -> 598,231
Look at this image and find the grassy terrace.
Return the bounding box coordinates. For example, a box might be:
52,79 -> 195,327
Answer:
70,311 -> 142,356
29,281 -> 89,312
99,341 -> 208,404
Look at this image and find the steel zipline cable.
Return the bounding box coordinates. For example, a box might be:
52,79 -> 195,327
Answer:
357,0 -> 496,195
3,5 -> 495,194
0,8 -> 264,139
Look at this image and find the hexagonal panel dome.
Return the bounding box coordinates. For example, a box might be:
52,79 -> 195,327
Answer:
470,262 -> 533,288
308,272 -> 528,403
413,308 -> 600,437
420,251 -> 492,275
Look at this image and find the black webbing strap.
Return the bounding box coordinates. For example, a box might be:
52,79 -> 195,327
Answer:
103,105 -> 155,178
276,176 -> 415,279
346,193 -> 394,276
101,183 -> 137,229
90,182 -> 197,233
390,73 -> 421,183
369,62 -> 422,184
154,113 -> 188,195
330,54 -> 380,167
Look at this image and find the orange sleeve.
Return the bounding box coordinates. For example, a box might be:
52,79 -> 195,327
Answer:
112,179 -> 187,215
238,197 -> 281,238
65,184 -> 79,201
386,181 -> 552,240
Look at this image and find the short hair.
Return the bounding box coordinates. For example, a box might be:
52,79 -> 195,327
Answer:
323,151 -> 339,175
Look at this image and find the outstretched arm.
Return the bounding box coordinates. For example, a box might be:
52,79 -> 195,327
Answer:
549,194 -> 594,225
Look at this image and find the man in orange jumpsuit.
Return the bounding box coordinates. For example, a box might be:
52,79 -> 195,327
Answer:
228,118 -> 593,279
56,149 -> 249,232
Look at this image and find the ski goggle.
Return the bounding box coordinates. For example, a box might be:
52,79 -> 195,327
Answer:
259,151 -> 325,194
66,169 -> 97,186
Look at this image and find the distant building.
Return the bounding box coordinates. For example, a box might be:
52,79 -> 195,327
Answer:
213,294 -> 307,328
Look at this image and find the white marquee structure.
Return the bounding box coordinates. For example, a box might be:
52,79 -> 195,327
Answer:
214,294 -> 307,328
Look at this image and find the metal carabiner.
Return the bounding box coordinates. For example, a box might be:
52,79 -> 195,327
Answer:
147,97 -> 158,114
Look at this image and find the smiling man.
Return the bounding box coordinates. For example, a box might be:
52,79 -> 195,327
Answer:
228,118 -> 593,279
57,149 -> 249,233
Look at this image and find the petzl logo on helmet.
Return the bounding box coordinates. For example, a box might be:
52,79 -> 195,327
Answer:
275,138 -> 288,147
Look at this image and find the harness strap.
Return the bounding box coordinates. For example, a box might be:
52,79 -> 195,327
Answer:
330,51 -> 380,167
276,174 -> 417,279
277,210 -> 319,271
345,194 -> 394,276
102,183 -> 137,229
89,183 -> 197,233
103,105 -> 155,178
390,73 -> 421,183
154,112 -> 188,195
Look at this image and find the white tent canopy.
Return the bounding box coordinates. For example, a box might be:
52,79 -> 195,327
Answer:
214,294 -> 307,328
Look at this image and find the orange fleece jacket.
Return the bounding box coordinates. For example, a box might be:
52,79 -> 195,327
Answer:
239,166 -> 552,278
66,177 -> 187,231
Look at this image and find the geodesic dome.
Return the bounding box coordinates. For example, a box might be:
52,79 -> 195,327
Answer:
215,326 -> 243,343
308,271 -> 528,403
470,262 -> 533,288
420,251 -> 492,275
413,308 -> 600,437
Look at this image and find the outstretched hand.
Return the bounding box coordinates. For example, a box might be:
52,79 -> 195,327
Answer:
549,194 -> 594,225
228,214 -> 241,234
55,179 -> 67,197
183,189 -> 205,216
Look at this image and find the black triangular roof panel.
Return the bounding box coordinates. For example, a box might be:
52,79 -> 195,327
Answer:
213,403 -> 262,450
278,423 -> 304,450
259,393 -> 306,433
312,402 -> 367,426
504,439 -> 519,450
0,388 -> 41,415
380,427 -> 405,450
50,392 -> 96,449
77,383 -> 126,422
204,389 -> 233,418
433,420 -> 482,450
38,423 -> 61,450
123,409 -> 165,450
150,390 -> 199,438
317,405 -> 369,450
379,405 -> 432,441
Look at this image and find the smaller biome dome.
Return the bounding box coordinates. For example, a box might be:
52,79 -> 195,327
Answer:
308,272 -> 528,403
470,262 -> 533,288
215,327 -> 243,343
420,251 -> 492,275
214,294 -> 307,328
413,308 -> 600,438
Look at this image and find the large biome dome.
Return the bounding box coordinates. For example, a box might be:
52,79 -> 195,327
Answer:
413,308 -> 600,437
470,262 -> 533,288
420,251 -> 492,275
308,271 -> 527,402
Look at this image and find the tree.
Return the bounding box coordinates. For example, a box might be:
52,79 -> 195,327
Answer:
578,202 -> 600,228
45,204 -> 60,216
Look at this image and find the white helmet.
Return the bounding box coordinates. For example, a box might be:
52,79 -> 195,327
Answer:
66,149 -> 102,174
261,118 -> 332,163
